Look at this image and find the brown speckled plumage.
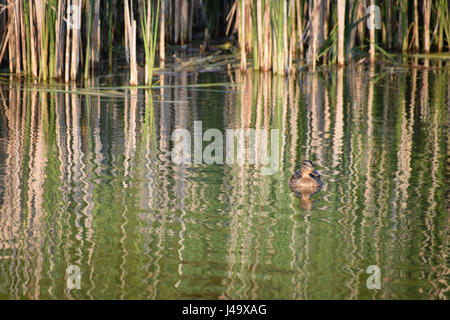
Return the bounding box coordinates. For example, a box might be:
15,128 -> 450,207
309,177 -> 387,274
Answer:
289,160 -> 322,199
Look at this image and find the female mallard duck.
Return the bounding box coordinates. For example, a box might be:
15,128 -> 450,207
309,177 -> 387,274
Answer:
289,160 -> 322,202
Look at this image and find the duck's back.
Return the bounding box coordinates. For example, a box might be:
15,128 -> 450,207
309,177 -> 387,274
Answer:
289,175 -> 321,195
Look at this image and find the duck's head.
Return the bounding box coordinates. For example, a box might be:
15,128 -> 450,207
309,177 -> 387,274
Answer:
294,160 -> 318,177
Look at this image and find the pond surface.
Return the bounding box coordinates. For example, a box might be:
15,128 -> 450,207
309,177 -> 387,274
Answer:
0,64 -> 448,299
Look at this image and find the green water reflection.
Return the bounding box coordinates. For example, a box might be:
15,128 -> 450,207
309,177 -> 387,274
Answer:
0,65 -> 448,299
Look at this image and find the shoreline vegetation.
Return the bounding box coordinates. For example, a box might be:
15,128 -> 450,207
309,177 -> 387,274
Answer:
0,0 -> 449,85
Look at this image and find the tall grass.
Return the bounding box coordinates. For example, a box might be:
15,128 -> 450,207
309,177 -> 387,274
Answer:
0,0 -> 162,85
227,0 -> 450,72
436,0 -> 450,52
0,0 -> 449,80
140,0 -> 160,85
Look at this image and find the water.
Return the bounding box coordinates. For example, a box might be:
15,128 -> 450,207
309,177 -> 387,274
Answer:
0,64 -> 448,299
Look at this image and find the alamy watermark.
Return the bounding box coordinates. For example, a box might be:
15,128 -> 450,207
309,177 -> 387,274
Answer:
66,265 -> 81,290
366,265 -> 381,289
171,121 -> 279,175
366,5 -> 381,30
67,5 -> 81,30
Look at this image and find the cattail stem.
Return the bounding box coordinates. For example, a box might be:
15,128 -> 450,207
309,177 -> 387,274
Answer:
160,0 -> 165,66
337,0 -> 345,67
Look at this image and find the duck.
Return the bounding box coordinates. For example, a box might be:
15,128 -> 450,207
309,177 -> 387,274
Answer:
289,160 -> 322,209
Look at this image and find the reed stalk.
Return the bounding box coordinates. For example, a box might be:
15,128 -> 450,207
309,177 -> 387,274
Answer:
91,0 -> 100,67
139,0 -> 159,85
369,0 -> 375,62
307,0 -> 325,70
159,0 -> 165,65
124,0 -> 137,85
39,1 -> 48,81
107,0 -> 115,69
239,0 -> 246,70
84,0 -> 92,80
436,0 -> 450,52
423,0 -> 431,53
413,0 -> 419,52
54,0 -> 63,79
251,0 -> 258,70
398,0 -> 408,52
70,0 -> 80,81
64,0 -> 71,82
337,0 -> 345,66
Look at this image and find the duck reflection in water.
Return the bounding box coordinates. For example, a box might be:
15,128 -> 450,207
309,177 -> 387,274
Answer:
289,160 -> 323,210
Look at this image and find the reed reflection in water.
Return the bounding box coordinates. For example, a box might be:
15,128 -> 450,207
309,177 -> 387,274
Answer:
0,66 -> 448,299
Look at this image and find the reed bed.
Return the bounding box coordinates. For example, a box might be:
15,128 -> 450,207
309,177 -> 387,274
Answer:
0,0 -> 449,82
227,0 -> 450,72
0,0 -> 162,84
